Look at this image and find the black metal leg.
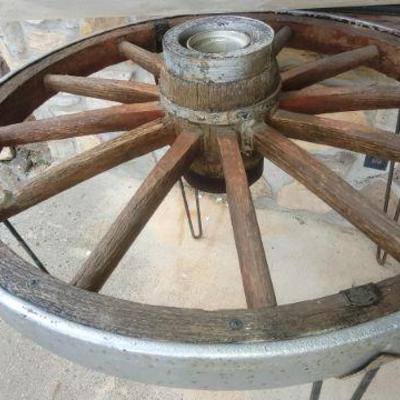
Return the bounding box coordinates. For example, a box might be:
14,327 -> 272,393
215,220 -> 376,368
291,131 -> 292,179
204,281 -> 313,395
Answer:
377,109 -> 400,265
179,178 -> 203,239
150,149 -> 203,240
3,219 -> 49,274
310,381 -> 323,400
350,369 -> 379,400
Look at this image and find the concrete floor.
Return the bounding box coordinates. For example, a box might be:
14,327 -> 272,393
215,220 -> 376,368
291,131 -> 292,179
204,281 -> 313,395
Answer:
1,44 -> 400,398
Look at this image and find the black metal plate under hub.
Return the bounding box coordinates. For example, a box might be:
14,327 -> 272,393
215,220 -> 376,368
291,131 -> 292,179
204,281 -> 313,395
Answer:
183,158 -> 264,194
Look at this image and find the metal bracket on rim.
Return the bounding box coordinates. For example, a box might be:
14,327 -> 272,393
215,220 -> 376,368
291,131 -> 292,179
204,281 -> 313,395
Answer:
341,283 -> 381,308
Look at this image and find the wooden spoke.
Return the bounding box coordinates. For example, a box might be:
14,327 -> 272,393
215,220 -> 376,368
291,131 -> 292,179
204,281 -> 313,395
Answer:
273,26 -> 292,56
280,85 -> 400,114
44,74 -> 159,104
270,109 -> 400,162
0,102 -> 163,146
255,125 -> 400,262
71,129 -> 201,292
119,41 -> 163,78
217,133 -> 276,308
0,118 -> 174,222
281,45 -> 379,91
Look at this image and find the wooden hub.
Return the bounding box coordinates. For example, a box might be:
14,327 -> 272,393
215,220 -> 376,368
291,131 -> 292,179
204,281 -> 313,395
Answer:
160,16 -> 280,192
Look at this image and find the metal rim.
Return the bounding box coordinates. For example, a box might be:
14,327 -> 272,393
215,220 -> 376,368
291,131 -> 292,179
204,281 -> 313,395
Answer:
2,284 -> 400,390
1,243 -> 400,389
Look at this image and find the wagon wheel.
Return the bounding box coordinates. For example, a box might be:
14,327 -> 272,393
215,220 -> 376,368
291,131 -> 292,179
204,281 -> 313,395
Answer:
1,11 -> 400,391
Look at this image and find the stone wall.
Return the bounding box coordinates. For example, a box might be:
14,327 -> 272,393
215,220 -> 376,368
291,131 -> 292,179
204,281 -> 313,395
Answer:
0,18 -> 133,70
0,17 -> 155,157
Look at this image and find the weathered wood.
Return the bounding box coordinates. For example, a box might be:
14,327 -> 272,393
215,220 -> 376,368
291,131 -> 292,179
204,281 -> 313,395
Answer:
1,13 -> 400,351
281,45 -> 380,91
255,125 -> 400,262
0,118 -> 175,222
160,66 -> 277,112
273,26 -> 292,55
2,239 -> 400,343
119,41 -> 162,78
217,133 -> 276,308
0,102 -> 163,146
44,74 -> 159,103
3,14 -> 400,130
279,85 -> 400,114
0,24 -> 156,127
71,129 -> 201,292
269,109 -> 400,161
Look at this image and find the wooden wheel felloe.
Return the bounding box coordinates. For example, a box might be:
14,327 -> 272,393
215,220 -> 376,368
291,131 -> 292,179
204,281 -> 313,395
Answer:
1,11 -> 400,390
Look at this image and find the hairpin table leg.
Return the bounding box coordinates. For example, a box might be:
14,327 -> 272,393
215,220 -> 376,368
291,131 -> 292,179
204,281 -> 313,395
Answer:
376,110 -> 400,265
3,219 -> 49,274
350,368 -> 380,400
179,178 -> 203,239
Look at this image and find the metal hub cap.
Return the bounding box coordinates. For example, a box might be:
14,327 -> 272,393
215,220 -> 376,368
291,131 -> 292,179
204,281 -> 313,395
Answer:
186,30 -> 251,53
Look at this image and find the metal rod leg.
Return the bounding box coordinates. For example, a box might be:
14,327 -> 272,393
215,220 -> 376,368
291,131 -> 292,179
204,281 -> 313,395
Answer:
376,160 -> 396,265
149,150 -> 203,239
3,219 -> 49,274
377,198 -> 400,265
310,381 -> 323,400
377,109 -> 400,265
350,368 -> 379,400
179,178 -> 203,239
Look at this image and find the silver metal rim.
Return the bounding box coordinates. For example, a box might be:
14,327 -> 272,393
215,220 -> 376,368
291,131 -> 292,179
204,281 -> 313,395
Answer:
1,286 -> 399,390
